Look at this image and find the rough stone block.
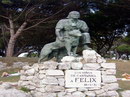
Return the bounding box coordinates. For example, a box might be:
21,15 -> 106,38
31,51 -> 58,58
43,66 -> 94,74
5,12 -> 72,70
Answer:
25,85 -> 36,90
102,69 -> 116,75
31,91 -> 43,97
65,88 -> 77,93
25,69 -> 35,76
45,85 -> 65,92
85,58 -> 97,63
95,89 -> 105,95
88,87 -> 101,91
38,74 -> 46,79
39,61 -> 58,70
77,87 -> 88,92
19,81 -> 32,86
76,57 -> 83,62
32,63 -> 39,71
71,62 -> 83,69
97,92 -> 107,97
102,83 -> 119,91
22,65 -> 31,70
0,83 -> 13,89
72,91 -> 86,97
84,91 -> 96,97
46,70 -> 64,76
83,63 -> 101,70
0,88 -> 32,97
61,56 -> 76,62
20,70 -> 25,75
39,70 -> 46,74
42,93 -> 57,97
101,63 -> 116,69
107,91 -> 119,97
32,76 -> 39,83
121,90 -> 130,97
42,77 -> 58,85
97,57 -> 106,63
20,75 -> 27,81
58,63 -> 71,70
102,75 -> 117,83
57,92 -> 66,97
83,50 -> 98,63
26,76 -> 34,81
64,94 -> 73,97
36,88 -> 46,93
97,91 -> 119,97
58,78 -> 65,86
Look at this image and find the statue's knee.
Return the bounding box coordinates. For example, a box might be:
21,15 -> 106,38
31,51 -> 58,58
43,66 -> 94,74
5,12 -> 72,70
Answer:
44,44 -> 50,48
82,33 -> 90,37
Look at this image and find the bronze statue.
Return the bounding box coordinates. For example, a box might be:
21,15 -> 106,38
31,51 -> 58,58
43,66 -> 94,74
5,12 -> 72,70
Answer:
38,11 -> 91,63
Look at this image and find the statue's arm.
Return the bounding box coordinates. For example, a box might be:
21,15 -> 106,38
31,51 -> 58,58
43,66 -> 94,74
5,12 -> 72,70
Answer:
55,20 -> 65,41
55,29 -> 64,41
81,21 -> 89,33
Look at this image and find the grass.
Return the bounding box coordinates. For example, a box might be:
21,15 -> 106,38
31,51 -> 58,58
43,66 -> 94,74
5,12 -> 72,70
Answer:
0,76 -> 20,82
0,57 -> 38,66
0,58 -> 130,91
0,68 -> 21,82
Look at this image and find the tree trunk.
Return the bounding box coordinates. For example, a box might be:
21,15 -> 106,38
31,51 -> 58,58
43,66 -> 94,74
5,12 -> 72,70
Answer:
6,37 -> 16,57
115,49 -> 119,59
127,53 -> 129,60
6,18 -> 27,57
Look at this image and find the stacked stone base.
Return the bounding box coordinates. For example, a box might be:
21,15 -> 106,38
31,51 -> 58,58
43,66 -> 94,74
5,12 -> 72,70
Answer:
19,50 -> 119,97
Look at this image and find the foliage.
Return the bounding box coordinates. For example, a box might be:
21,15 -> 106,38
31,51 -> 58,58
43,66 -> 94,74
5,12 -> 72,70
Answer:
116,44 -> 130,53
1,0 -> 13,5
123,34 -> 130,45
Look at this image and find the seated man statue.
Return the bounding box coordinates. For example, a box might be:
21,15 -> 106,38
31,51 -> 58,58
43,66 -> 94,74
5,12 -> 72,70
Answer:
38,11 -> 91,63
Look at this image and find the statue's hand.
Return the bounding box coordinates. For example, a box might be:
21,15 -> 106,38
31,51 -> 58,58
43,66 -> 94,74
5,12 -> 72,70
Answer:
58,37 -> 64,42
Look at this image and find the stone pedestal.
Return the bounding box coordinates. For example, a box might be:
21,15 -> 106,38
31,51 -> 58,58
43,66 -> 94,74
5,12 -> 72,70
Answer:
18,50 -> 119,97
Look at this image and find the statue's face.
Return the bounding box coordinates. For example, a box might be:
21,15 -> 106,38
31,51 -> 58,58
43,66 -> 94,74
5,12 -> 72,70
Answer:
70,13 -> 80,19
68,11 -> 80,19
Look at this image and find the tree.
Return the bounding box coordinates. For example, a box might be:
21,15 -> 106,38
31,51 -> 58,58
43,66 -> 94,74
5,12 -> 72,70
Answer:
116,31 -> 130,59
0,0 -> 67,57
116,44 -> 130,59
81,0 -> 130,55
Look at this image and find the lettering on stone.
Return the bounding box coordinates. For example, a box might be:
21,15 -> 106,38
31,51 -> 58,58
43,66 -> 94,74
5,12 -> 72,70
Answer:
65,70 -> 101,87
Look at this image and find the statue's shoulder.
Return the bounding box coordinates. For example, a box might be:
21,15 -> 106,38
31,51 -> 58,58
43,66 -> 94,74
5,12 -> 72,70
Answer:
56,19 -> 69,28
78,19 -> 86,24
57,19 -> 69,23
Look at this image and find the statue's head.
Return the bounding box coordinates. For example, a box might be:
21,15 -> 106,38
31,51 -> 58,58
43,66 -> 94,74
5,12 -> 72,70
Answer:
67,11 -> 80,19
